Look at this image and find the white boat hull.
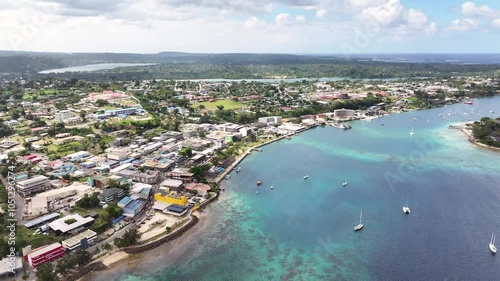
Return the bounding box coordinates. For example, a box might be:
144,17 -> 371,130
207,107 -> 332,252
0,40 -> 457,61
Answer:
489,243 -> 497,254
354,224 -> 363,231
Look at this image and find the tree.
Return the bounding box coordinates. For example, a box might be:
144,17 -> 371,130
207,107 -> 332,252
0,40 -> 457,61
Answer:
23,141 -> 32,150
95,99 -> 110,107
36,263 -> 59,281
10,111 -> 20,120
216,105 -> 225,111
114,228 -> 141,248
189,164 -> 211,182
179,146 -> 193,158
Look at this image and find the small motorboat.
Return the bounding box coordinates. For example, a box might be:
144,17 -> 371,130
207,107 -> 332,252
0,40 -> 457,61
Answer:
270,185 -> 274,190
235,167 -> 241,173
256,181 -> 262,186
304,175 -> 309,180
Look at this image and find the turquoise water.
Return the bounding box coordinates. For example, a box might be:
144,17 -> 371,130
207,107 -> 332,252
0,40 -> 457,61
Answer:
93,97 -> 500,281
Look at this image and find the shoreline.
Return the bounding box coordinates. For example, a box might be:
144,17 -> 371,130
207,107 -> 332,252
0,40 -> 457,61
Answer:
214,125 -> 315,183
453,125 -> 500,152
78,198 -> 225,281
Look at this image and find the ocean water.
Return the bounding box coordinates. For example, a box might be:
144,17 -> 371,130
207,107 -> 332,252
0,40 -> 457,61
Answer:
94,96 -> 500,281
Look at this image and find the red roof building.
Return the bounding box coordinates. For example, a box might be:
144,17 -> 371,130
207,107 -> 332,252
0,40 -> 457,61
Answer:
24,243 -> 65,268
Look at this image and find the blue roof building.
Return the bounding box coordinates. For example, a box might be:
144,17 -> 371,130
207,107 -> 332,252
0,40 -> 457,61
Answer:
123,199 -> 145,218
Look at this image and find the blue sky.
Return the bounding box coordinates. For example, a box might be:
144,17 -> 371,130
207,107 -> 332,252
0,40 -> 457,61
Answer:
0,0 -> 499,53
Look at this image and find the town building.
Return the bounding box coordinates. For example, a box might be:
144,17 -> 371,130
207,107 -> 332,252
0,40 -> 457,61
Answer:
258,116 -> 283,125
24,213 -> 61,229
48,214 -> 94,235
0,256 -> 23,276
116,170 -> 160,184
64,151 -> 92,162
23,243 -> 65,268
334,108 -> 355,119
185,183 -> 211,196
55,110 -> 75,123
61,230 -> 97,251
98,188 -> 124,204
122,199 -> 146,217
154,191 -> 188,206
16,175 -> 50,197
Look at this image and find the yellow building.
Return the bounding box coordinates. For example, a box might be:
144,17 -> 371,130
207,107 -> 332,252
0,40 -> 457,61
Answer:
154,191 -> 187,206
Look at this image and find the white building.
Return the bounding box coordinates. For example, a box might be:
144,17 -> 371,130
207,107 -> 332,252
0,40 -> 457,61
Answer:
16,175 -> 50,197
258,116 -> 283,125
55,110 -> 75,123
48,214 -> 94,235
64,151 -> 92,162
61,230 -> 97,251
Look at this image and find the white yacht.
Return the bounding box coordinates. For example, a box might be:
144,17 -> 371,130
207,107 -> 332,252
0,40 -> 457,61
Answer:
304,175 -> 309,179
342,176 -> 348,187
353,210 -> 364,231
410,128 -> 415,136
490,233 -> 497,254
402,202 -> 411,214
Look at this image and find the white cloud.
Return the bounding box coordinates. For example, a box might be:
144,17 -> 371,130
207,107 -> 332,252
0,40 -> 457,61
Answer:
316,9 -> 327,18
492,19 -> 500,29
446,18 -> 479,31
244,16 -> 266,28
359,0 -> 404,26
346,0 -> 389,10
407,9 -> 428,28
275,13 -> 291,24
296,15 -> 306,22
462,2 -> 495,17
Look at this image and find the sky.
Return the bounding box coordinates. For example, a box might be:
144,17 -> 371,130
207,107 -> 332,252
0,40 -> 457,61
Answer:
0,0 -> 500,54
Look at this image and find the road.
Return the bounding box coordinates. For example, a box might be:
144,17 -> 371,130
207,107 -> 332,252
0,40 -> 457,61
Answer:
0,174 -> 26,224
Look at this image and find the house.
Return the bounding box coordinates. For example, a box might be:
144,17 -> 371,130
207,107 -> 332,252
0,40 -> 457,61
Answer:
185,183 -> 211,196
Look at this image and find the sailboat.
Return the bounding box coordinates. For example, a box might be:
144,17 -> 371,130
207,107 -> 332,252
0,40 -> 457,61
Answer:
410,127 -> 415,136
353,210 -> 364,231
490,233 -> 497,254
402,201 -> 411,214
342,176 -> 348,187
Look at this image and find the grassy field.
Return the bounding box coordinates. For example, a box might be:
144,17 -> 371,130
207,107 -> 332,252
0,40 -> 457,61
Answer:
192,99 -> 246,110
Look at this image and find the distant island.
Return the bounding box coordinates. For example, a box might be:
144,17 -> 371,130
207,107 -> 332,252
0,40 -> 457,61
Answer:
468,117 -> 500,148
1,51 -> 500,81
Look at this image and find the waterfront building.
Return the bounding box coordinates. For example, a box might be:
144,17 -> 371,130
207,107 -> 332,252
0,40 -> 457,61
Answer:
23,243 -> 65,268
154,190 -> 188,206
61,230 -> 97,251
334,108 -> 355,119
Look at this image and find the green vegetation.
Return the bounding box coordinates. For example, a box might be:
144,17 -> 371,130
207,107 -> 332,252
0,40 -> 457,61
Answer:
64,218 -> 77,224
192,99 -> 246,110
470,117 -> 500,148
189,164 -> 211,183
114,228 -> 141,247
36,263 -> 59,281
179,146 -> 193,158
76,193 -> 101,209
55,250 -> 92,275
